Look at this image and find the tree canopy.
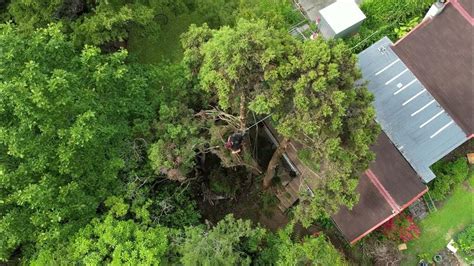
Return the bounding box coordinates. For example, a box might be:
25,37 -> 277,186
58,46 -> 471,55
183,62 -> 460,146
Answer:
0,23 -> 159,260
181,19 -> 379,224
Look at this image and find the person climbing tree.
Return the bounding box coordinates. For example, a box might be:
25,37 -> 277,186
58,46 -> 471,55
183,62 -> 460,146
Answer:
225,132 -> 244,154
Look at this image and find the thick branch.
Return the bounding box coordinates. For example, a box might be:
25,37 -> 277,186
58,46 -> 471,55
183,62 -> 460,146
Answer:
263,137 -> 290,189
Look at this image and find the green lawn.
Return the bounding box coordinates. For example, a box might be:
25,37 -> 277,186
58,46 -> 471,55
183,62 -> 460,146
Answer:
402,175 -> 474,265
128,11 -> 205,64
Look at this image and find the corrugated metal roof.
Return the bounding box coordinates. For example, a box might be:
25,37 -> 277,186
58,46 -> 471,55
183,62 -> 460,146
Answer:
358,37 -> 468,183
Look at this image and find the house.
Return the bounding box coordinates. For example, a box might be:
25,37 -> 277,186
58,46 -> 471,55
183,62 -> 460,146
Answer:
273,0 -> 473,244
335,0 -> 473,243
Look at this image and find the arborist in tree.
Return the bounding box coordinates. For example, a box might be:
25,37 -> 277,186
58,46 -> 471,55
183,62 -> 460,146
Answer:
223,114 -> 273,155
225,132 -> 244,154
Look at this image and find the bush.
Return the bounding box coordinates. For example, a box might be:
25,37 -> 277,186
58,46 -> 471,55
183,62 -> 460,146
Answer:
238,0 -> 302,29
394,16 -> 420,39
345,0 -> 433,53
261,192 -> 279,217
455,224 -> 474,263
429,157 -> 469,201
380,213 -> 420,243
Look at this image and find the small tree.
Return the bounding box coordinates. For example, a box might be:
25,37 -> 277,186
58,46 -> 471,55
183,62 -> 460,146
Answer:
148,104 -> 204,182
258,223 -> 347,265
177,215 -> 266,266
455,224 -> 474,263
146,63 -> 207,183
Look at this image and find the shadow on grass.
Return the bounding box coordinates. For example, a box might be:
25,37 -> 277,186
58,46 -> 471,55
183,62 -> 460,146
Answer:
128,11 -> 206,64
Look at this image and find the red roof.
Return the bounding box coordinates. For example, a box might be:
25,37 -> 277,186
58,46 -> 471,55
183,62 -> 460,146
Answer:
332,132 -> 427,244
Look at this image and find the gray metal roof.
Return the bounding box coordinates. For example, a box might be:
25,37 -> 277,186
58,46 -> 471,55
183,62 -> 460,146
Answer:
358,37 -> 468,183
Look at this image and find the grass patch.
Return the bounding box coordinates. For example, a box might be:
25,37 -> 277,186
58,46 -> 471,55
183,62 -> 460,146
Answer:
128,11 -> 205,64
402,174 -> 474,265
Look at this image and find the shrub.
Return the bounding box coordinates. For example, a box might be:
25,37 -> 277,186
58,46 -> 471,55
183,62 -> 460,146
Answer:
380,213 -> 420,243
394,16 -> 420,39
209,168 -> 239,196
238,0 -> 302,29
261,192 -> 279,217
455,224 -> 474,263
429,157 -> 469,201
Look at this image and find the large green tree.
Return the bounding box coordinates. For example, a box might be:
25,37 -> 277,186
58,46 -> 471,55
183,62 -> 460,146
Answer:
182,20 -> 295,131
0,23 -> 159,260
182,19 -> 379,224
181,19 -> 296,173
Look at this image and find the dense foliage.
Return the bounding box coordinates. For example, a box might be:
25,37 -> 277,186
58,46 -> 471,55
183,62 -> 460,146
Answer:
429,157 -> 469,201
34,214 -> 171,265
70,2 -> 157,47
0,0 -> 376,263
380,213 -> 420,243
455,224 -> 474,263
260,224 -> 347,265
178,215 -> 266,265
182,19 -> 379,224
0,23 -> 162,260
346,0 -> 433,53
6,0 -> 178,47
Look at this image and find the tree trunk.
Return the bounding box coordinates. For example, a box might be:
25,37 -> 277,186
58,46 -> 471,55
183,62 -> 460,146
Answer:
263,137 -> 290,189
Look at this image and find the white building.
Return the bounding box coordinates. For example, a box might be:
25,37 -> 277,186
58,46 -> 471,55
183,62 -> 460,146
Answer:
318,0 -> 366,39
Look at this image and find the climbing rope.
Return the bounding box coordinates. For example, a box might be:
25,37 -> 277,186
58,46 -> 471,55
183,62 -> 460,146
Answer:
243,113 -> 273,133
198,113 -> 273,154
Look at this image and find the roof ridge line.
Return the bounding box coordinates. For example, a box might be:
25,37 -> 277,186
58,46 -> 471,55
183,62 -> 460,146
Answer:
450,0 -> 474,25
365,169 -> 401,212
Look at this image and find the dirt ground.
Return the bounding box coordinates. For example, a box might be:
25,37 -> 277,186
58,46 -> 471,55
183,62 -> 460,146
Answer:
196,171 -> 290,231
